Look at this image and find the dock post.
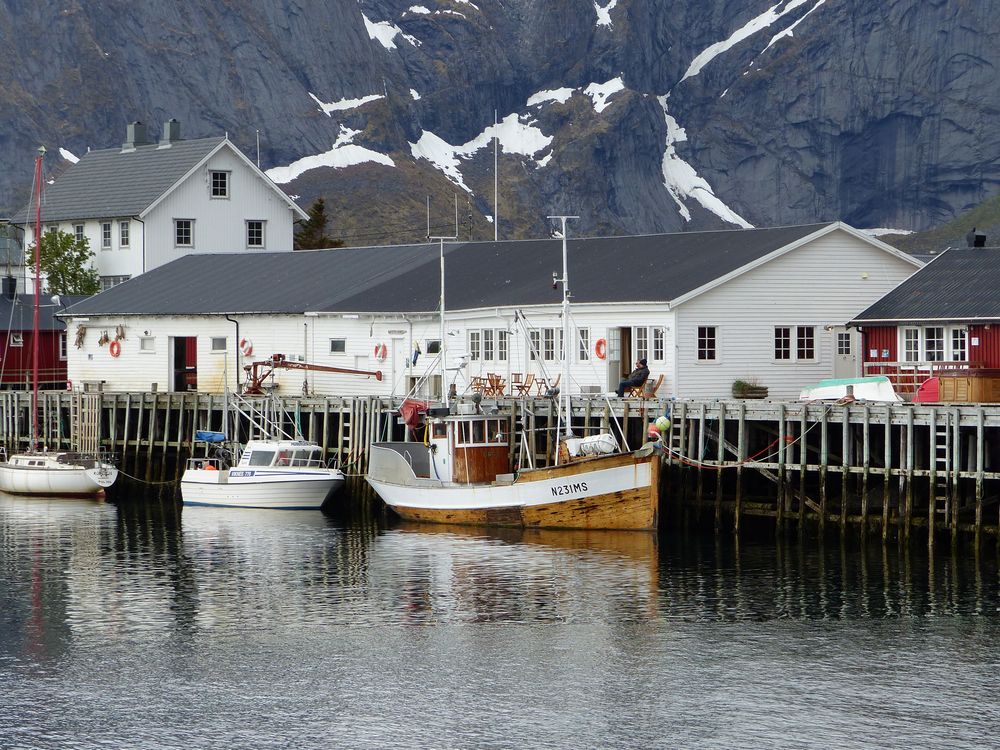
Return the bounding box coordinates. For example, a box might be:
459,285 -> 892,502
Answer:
905,407 -> 914,540
714,402 -> 726,531
777,403 -> 786,529
841,404 -> 849,531
734,402 -> 746,534
928,407 -> 937,552
976,407 -> 985,545
951,407 -> 961,546
798,405 -> 807,529
820,406 -> 829,532
696,403 -> 707,515
883,404 -> 892,541
861,403 -> 870,533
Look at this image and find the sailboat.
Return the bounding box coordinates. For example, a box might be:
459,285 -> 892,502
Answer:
0,147 -> 118,497
365,218 -> 659,530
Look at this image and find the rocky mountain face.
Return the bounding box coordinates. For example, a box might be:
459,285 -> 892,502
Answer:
0,0 -> 997,245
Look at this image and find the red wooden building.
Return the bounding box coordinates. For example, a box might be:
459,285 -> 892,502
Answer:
851,243 -> 1000,396
0,279 -> 75,390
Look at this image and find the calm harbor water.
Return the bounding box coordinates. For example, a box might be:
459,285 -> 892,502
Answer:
2,484 -> 999,749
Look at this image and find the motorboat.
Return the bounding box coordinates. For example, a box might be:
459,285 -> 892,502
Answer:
799,375 -> 902,403
181,437 -> 344,509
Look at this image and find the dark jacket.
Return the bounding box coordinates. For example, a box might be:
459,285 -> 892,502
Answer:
624,364 -> 649,385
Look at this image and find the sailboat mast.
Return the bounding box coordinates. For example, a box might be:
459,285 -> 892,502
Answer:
548,215 -> 578,461
31,146 -> 45,451
439,237 -> 447,408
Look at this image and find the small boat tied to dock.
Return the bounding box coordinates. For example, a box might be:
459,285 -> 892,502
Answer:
365,217 -> 659,530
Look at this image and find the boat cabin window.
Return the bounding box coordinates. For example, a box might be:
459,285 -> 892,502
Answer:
247,450 -> 275,466
455,419 -> 506,445
291,449 -> 318,466
432,423 -> 448,439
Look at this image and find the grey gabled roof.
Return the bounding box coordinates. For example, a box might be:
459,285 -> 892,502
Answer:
852,246 -> 1000,323
62,223 -> 841,317
13,138 -> 226,223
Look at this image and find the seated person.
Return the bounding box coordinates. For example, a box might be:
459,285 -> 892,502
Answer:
616,358 -> 650,397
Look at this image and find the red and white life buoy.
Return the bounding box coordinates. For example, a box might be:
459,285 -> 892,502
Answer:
594,338 -> 607,360
66,379 -> 73,391
239,337 -> 253,357
374,343 -> 388,361
109,340 -> 121,358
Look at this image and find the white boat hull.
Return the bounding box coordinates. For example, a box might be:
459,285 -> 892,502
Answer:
181,467 -> 344,509
0,460 -> 118,496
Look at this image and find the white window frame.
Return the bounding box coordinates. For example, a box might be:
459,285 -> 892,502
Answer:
469,330 -> 481,361
426,339 -> 441,354
482,329 -> 494,361
696,326 -> 717,362
74,224 -> 84,243
774,326 -> 792,361
902,328 -> 919,362
330,338 -> 346,354
952,329 -> 967,362
635,326 -> 648,361
578,327 -> 590,362
101,221 -> 112,250
210,170 -> 230,199
925,326 -> 945,362
174,219 -> 194,248
497,331 -> 508,362
796,326 -> 817,362
119,220 -> 130,248
60,332 -> 67,360
139,336 -> 155,353
247,220 -> 265,249
836,332 -> 852,356
529,330 -> 540,361
211,337 -> 227,353
9,333 -> 23,347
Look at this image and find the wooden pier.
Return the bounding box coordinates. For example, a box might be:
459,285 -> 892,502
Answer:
1,390 -> 998,542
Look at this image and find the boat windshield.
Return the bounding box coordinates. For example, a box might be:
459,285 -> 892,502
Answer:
247,450 -> 275,466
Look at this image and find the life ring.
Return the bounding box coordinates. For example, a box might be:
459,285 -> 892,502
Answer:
374,343 -> 388,361
109,340 -> 121,358
239,337 -> 253,357
595,338 -> 607,360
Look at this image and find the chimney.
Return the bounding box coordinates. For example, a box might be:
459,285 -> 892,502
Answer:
966,226 -> 987,248
122,121 -> 151,151
159,118 -> 181,147
2,275 -> 16,299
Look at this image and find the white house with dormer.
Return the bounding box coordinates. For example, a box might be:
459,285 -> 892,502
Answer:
14,120 -> 307,293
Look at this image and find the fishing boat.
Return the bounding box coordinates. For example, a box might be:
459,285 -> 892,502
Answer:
180,395 -> 344,509
0,147 -> 118,497
365,218 -> 659,530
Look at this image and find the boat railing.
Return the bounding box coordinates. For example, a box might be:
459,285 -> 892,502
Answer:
186,457 -> 225,471
275,457 -> 326,468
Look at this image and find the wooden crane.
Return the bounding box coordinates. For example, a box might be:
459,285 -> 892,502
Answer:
242,353 -> 383,395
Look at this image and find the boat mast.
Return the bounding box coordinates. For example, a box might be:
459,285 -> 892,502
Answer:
31,146 -> 45,451
430,198 -> 458,407
548,215 -> 578,463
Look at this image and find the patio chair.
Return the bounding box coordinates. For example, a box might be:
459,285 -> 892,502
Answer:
514,373 -> 535,398
629,373 -> 663,399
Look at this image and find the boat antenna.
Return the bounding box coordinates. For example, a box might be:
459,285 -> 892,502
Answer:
31,146 -> 45,452
494,108 -> 499,242
429,201 -> 459,407
547,214 -> 578,463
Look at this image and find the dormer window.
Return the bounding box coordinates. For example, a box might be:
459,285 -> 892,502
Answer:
210,171 -> 230,198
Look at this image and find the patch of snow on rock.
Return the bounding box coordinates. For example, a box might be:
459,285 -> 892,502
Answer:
584,77 -> 625,113
407,5 -> 431,13
527,87 -> 574,107
594,0 -> 618,28
410,131 -> 472,192
410,89 -> 422,100
864,228 -> 914,237
309,92 -> 383,115
658,96 -> 752,228
59,148 -> 79,164
680,0 -> 811,83
265,126 -> 395,183
362,13 -> 417,49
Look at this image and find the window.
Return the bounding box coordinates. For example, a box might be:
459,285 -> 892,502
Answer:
469,330 -> 481,361
211,337 -> 227,352
174,219 -> 193,247
652,327 -> 664,360
60,332 -> 67,360
9,333 -> 23,347
247,450 -> 275,466
101,221 -> 112,250
330,338 -> 346,354
74,224 -> 84,243
796,326 -> 816,361
697,326 -> 716,361
483,329 -> 494,361
952,329 -> 967,361
119,220 -> 130,247
426,340 -> 441,354
635,327 -> 648,361
247,220 -> 265,248
837,332 -> 852,355
543,328 -> 555,361
903,328 -> 919,362
774,327 -> 791,360
578,328 -> 590,362
497,331 -> 508,362
139,336 -> 155,352
925,327 -> 944,362
210,170 -> 230,198
529,330 -> 540,361
100,275 -> 131,291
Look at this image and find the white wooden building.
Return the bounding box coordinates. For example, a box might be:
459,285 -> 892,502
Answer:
14,120 -> 306,293
61,222 -> 921,400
